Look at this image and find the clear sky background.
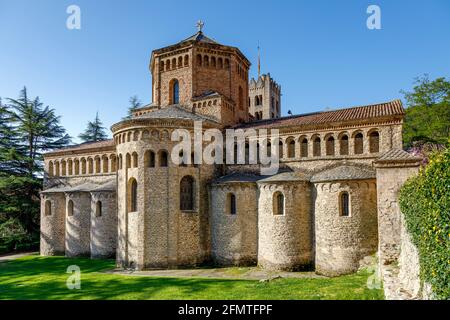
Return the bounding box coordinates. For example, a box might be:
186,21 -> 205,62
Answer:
1,0 -> 449,143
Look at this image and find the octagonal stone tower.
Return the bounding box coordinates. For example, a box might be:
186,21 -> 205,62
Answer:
140,28 -> 251,125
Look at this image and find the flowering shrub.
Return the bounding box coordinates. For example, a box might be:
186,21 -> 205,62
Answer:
399,148 -> 450,299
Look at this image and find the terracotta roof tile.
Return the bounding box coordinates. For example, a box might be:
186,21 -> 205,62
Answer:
45,139 -> 115,156
237,100 -> 405,130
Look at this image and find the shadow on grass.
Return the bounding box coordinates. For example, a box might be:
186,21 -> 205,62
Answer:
0,255 -> 384,300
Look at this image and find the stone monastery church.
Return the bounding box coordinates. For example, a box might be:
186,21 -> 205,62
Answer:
40,26 -> 422,276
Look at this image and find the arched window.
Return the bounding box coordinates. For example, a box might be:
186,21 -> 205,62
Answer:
96,201 -> 102,217
170,79 -> 179,104
301,138 -> 308,157
48,162 -> 54,177
55,161 -> 60,176
178,56 -> 183,68
118,155 -> 123,170
340,192 -> 350,216
166,59 -> 171,71
266,142 -> 272,157
340,135 -> 349,155
273,192 -> 284,215
67,200 -> 74,216
110,155 -> 117,172
132,152 -> 138,168
278,140 -> 283,158
203,55 -> 209,67
68,159 -> 73,175
326,136 -> 335,156
102,156 -> 108,173
74,159 -> 80,175
159,150 -> 168,167
94,157 -> 100,174
45,200 -> 52,216
196,54 -> 202,66
313,137 -> 321,156
354,133 -> 364,154
61,160 -> 66,176
126,153 -> 131,169
238,86 -> 243,110
369,131 -> 380,153
160,61 -> 165,71
128,178 -> 137,212
211,56 -> 216,68
88,158 -> 94,174
184,55 -> 189,67
218,57 -> 223,68
81,158 -> 86,174
180,176 -> 194,211
288,138 -> 295,158
172,58 -> 176,69
224,58 -> 230,69
227,193 -> 236,215
145,150 -> 155,167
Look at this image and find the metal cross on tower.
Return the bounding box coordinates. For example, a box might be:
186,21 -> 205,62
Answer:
196,20 -> 204,32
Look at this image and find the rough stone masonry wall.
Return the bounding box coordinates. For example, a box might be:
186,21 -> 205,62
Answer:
375,166 -> 420,265
258,181 -> 313,271
210,183 -> 258,266
314,179 -> 378,276
40,193 -> 66,256
90,192 -> 117,259
65,192 -> 91,257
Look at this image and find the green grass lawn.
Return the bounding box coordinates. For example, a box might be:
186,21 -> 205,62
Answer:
0,255 -> 383,300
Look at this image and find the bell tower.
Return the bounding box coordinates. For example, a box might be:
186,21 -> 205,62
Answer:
148,23 -> 251,124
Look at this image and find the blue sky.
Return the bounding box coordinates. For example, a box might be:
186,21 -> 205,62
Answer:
1,0 -> 449,142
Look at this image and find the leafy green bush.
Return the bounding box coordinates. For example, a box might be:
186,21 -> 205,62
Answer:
399,147 -> 450,299
0,218 -> 37,253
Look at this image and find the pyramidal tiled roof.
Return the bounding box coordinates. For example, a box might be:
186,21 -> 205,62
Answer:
179,31 -> 218,45
212,172 -> 261,184
310,165 -> 376,183
42,179 -> 116,194
135,105 -> 219,123
376,149 -> 422,162
238,100 -> 405,129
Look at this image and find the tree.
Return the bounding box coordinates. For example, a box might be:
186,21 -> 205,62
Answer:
7,87 -> 71,176
401,75 -> 450,148
0,98 -> 25,175
78,112 -> 108,142
1,87 -> 71,238
127,95 -> 142,118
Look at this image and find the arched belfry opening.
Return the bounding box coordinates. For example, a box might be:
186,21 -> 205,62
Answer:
169,79 -> 179,105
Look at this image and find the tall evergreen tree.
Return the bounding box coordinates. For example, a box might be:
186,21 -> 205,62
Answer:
0,98 -> 24,175
127,95 -> 142,118
78,112 -> 108,142
1,87 -> 71,237
7,87 -> 71,176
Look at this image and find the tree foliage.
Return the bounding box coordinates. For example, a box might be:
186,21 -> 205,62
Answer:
6,87 -> 71,176
78,112 -> 108,142
0,87 -> 70,248
399,148 -> 450,299
126,95 -> 142,118
402,75 -> 450,148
